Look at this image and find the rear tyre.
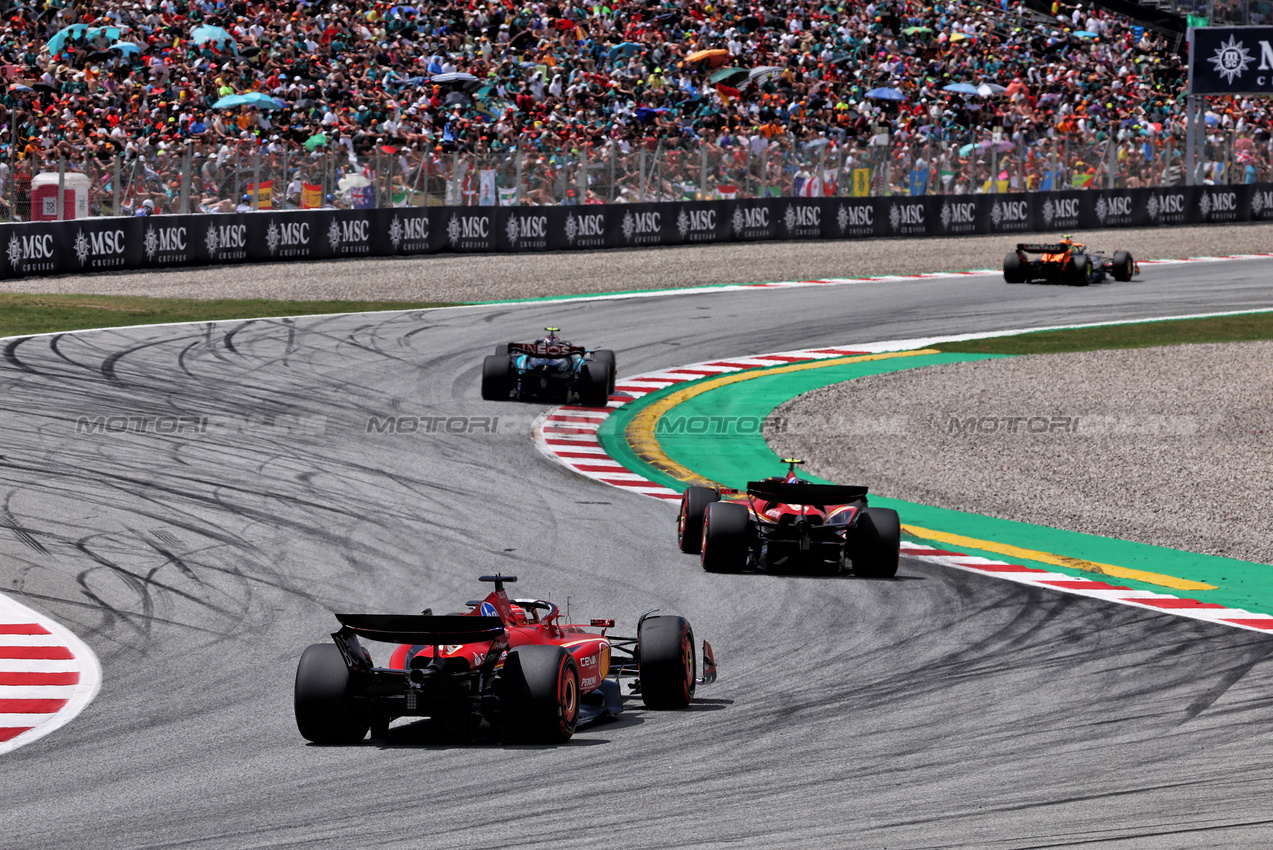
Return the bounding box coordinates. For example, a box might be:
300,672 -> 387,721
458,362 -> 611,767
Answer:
1003,251 -> 1025,283
294,643 -> 369,744
501,645 -> 580,743
1067,253 -> 1092,286
852,508 -> 901,578
592,350 -> 617,394
494,344 -> 509,357
678,486 -> 720,553
638,615 -> 696,710
481,355 -> 512,400
1111,251 -> 1134,282
701,501 -> 749,573
579,362 -> 610,406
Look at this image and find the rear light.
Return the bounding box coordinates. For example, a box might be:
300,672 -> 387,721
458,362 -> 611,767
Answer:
591,619 -> 615,628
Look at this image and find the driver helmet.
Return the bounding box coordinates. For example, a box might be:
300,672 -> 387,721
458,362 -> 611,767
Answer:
508,604 -> 528,626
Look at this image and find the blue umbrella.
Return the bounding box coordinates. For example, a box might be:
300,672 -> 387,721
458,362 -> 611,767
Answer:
213,92 -> 282,110
607,42 -> 641,60
109,41 -> 141,57
866,87 -> 907,101
191,24 -> 237,47
942,82 -> 982,95
48,24 -> 120,54
1073,30 -> 1098,37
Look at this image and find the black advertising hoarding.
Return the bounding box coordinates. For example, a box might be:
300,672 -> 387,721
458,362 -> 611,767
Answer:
1190,26 -> 1273,95
4,186 -> 1273,279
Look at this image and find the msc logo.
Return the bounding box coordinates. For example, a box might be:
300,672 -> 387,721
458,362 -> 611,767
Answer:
941,201 -> 976,228
565,212 -> 605,245
6,232 -> 56,272
784,204 -> 820,233
1095,195 -> 1133,223
889,203 -> 925,232
677,208 -> 717,241
731,206 -> 770,233
206,223 -> 247,259
991,199 -> 1028,228
328,219 -> 370,253
145,225 -> 188,261
74,228 -> 127,268
390,214 -> 430,250
1146,192 -> 1185,221
621,210 -> 661,242
267,220 -> 311,255
448,214 -> 491,245
506,214 -> 548,247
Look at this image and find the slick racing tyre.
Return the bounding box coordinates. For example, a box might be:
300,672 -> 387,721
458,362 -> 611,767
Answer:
851,507 -> 901,578
592,349 -> 618,394
638,615 -> 697,710
701,501 -> 748,573
1111,251 -> 1134,282
579,361 -> 611,407
1003,251 -> 1025,283
501,645 -> 580,743
1067,253 -> 1092,286
494,344 -> 509,356
294,643 -> 369,744
481,355 -> 512,400
678,486 -> 720,554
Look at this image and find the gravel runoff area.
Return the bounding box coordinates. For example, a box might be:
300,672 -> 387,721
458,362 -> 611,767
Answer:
769,341 -> 1273,565
3,221 -> 1273,303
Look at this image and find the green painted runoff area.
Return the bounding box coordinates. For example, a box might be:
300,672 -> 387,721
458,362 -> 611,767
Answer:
597,352 -> 1273,613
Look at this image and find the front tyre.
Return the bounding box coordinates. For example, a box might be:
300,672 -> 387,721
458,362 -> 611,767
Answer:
678,486 -> 720,554
701,501 -> 749,573
851,507 -> 901,578
501,645 -> 580,743
1003,251 -> 1026,283
1111,251 -> 1134,282
638,615 -> 696,710
294,643 -> 369,744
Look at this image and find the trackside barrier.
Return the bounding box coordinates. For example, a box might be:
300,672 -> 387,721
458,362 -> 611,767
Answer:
2,184 -> 1271,278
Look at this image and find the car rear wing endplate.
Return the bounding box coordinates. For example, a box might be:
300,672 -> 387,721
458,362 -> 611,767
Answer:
1016,243 -> 1069,254
334,613 -> 505,645
745,481 -> 869,505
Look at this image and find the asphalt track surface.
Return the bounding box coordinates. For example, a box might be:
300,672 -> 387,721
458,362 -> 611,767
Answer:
3,259 -> 1273,848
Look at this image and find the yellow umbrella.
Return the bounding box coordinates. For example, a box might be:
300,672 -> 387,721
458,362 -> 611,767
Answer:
685,48 -> 731,68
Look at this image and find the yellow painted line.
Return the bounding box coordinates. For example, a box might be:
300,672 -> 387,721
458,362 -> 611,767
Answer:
903,524 -> 1215,592
626,350 -> 940,486
625,349 -> 1216,594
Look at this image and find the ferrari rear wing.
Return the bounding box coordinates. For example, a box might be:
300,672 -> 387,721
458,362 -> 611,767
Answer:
334,613 -> 505,645
746,481 -> 869,505
1016,243 -> 1070,254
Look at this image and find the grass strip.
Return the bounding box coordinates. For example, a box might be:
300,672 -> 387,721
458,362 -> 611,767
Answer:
938,310 -> 1273,355
0,293 -> 459,338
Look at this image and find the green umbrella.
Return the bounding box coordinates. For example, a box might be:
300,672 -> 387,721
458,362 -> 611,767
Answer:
709,67 -> 748,85
304,133 -> 328,151
903,26 -> 933,34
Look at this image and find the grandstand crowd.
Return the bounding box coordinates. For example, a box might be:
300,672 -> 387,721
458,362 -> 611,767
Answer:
0,0 -> 1261,213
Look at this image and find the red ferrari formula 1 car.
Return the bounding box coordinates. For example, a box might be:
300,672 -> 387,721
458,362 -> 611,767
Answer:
294,575 -> 716,744
676,460 -> 900,577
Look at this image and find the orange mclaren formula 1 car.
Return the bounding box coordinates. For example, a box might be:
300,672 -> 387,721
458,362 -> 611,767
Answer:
1003,236 -> 1138,286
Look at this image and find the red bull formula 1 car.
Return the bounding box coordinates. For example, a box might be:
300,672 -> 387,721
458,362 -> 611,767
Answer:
294,574 -> 716,744
1003,236 -> 1137,286
676,460 -> 900,577
481,327 -> 616,406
